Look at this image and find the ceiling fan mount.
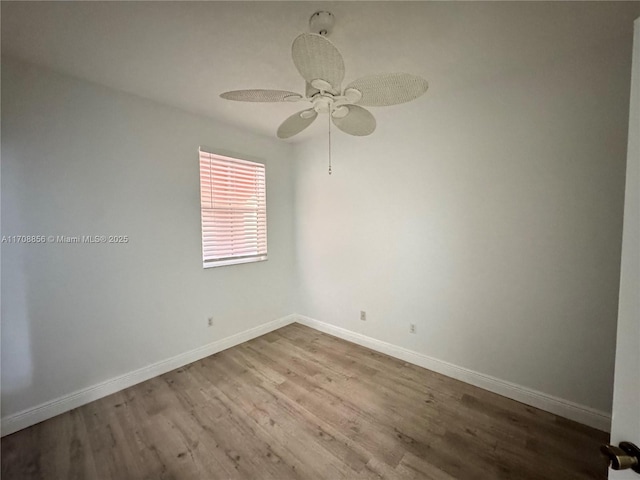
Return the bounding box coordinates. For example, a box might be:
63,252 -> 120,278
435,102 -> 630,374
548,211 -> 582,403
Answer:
309,11 -> 335,36
220,12 -> 429,140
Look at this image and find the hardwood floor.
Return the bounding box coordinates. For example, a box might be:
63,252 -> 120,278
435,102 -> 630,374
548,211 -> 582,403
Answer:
2,323 -> 609,479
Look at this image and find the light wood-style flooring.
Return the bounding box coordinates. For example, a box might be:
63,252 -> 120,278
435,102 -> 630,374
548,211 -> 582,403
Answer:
2,323 -> 609,479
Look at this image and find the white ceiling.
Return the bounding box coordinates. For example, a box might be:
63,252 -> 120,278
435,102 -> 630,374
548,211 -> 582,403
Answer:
2,1 -> 639,142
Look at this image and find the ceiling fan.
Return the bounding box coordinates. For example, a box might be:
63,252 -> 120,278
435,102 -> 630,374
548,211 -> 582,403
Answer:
220,11 -> 429,140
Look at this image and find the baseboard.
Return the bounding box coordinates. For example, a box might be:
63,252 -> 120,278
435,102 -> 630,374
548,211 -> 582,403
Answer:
295,314 -> 612,432
3,313 -> 611,436
1,314 -> 297,437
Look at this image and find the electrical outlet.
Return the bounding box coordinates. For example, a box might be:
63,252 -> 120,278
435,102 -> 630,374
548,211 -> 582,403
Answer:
208,317 -> 213,327
360,310 -> 366,321
410,323 -> 416,334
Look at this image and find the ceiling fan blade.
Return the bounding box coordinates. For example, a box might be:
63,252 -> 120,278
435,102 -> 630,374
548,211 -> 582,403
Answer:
292,33 -> 345,92
277,109 -> 318,139
345,73 -> 428,106
332,105 -> 376,136
220,89 -> 303,102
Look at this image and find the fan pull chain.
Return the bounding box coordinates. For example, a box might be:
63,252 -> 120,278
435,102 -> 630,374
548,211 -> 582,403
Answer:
328,113 -> 332,175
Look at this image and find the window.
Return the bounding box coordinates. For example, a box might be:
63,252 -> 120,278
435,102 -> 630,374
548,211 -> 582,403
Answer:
199,148 -> 267,268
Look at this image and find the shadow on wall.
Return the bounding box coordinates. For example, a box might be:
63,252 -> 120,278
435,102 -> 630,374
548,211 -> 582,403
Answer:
1,233 -> 35,417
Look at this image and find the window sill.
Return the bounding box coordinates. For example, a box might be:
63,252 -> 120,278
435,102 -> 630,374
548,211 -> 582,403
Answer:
203,256 -> 268,269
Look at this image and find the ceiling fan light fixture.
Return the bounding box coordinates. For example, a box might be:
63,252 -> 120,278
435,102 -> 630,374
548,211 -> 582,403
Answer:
332,105 -> 349,119
344,88 -> 363,104
310,78 -> 334,92
314,96 -> 332,114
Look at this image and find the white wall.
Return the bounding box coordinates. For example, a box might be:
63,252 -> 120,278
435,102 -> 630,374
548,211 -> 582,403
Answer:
294,33 -> 633,414
1,58 -> 296,419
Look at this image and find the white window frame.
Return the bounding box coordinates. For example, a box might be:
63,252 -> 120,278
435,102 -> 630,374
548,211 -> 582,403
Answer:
199,148 -> 267,268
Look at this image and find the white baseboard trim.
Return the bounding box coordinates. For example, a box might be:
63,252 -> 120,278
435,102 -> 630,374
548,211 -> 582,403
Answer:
3,313 -> 611,436
1,314 -> 297,437
295,314 -> 612,432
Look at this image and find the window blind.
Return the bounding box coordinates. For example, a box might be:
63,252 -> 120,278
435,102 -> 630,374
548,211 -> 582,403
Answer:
199,149 -> 267,267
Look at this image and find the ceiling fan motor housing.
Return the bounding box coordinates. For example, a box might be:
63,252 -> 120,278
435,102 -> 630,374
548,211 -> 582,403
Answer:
309,11 -> 335,36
